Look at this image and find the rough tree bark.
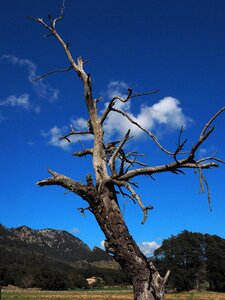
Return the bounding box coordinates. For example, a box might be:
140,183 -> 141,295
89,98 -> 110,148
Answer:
32,4 -> 225,300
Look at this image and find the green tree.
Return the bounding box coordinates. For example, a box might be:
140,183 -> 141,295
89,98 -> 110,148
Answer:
205,234 -> 225,291
154,231 -> 207,291
155,231 -> 225,292
35,269 -> 68,290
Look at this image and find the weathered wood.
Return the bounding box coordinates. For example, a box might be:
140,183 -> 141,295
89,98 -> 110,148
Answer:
33,7 -> 225,299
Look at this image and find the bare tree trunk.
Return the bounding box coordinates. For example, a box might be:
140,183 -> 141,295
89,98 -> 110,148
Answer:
38,171 -> 168,299
32,9 -> 224,299
88,184 -> 167,300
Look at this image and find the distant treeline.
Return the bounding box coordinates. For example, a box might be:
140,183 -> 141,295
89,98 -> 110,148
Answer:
1,230 -> 225,291
0,246 -> 128,290
154,230 -> 225,292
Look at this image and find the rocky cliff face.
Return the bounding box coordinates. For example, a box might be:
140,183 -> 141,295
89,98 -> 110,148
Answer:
0,224 -> 112,263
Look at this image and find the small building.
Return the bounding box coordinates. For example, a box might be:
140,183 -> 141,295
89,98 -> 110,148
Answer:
86,276 -> 104,287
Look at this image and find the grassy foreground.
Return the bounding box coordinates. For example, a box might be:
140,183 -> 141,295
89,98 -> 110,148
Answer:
1,289 -> 225,300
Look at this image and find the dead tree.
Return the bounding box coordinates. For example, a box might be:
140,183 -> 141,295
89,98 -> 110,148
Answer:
31,5 -> 225,300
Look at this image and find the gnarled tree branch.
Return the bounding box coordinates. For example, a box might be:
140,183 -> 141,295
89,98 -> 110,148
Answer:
110,107 -> 173,156
33,65 -> 73,81
113,179 -> 153,224
100,88 -> 159,125
72,148 -> 93,157
117,160 -> 219,182
108,129 -> 131,175
37,169 -> 91,201
31,4 -> 225,299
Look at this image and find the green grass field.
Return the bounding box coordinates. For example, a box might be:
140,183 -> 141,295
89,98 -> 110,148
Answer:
1,289 -> 225,300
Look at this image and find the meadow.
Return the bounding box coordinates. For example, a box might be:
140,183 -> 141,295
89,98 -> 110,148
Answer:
1,289 -> 225,300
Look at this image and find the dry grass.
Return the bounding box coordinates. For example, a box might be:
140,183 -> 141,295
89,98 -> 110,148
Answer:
1,289 -> 225,300
2,289 -> 132,300
166,291 -> 225,300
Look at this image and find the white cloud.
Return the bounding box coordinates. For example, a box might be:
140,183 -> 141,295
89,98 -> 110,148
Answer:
106,81 -> 129,98
72,117 -> 89,131
1,55 -> 59,102
100,240 -> 105,249
41,81 -> 192,150
0,94 -> 41,113
102,81 -> 192,140
100,239 -> 160,254
138,241 -> 160,255
41,126 -> 70,150
41,124 -> 93,150
140,97 -> 190,129
0,94 -> 30,109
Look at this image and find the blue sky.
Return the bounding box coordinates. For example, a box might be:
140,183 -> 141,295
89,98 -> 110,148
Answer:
1,0 -> 225,255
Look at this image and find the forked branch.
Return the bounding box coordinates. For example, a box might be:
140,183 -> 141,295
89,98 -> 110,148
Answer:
201,106 -> 225,137
108,130 -> 131,175
189,107 -> 225,158
113,179 -> 153,224
110,107 -> 173,155
31,3 -> 225,229
59,124 -> 92,143
101,88 -> 159,125
28,12 -> 95,115
116,107 -> 225,181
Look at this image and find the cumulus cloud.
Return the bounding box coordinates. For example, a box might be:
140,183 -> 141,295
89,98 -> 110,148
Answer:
72,117 -> 89,131
0,94 -> 30,109
106,81 -> 129,98
41,122 -> 93,150
0,93 -> 40,113
1,55 -> 59,102
102,81 -> 192,140
41,126 -> 70,150
138,241 -> 160,255
100,239 -> 160,254
139,97 -> 190,129
41,81 -> 192,150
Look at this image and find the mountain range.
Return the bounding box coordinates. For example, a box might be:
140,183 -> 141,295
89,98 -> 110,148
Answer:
0,224 -> 127,289
0,224 -> 113,263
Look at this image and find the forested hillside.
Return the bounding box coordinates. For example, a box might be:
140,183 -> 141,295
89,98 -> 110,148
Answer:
1,226 -> 225,291
0,225 -> 128,289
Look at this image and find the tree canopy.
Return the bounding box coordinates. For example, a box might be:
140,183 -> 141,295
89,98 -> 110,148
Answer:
154,230 -> 225,292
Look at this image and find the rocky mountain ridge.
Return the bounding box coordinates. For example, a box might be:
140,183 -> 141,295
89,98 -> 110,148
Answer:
0,224 -> 128,289
1,225 -> 89,247
0,224 -> 113,263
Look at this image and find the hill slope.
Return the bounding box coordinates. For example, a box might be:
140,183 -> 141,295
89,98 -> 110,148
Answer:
0,224 -> 111,263
0,224 -> 127,289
